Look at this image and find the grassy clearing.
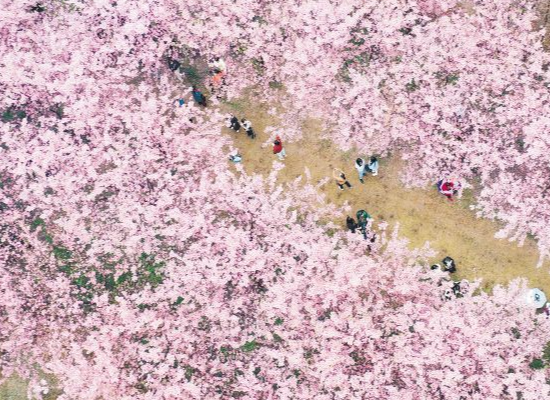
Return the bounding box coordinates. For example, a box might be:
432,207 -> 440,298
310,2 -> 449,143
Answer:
221,95 -> 550,295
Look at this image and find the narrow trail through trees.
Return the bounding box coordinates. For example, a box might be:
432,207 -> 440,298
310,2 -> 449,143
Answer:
221,95 -> 550,295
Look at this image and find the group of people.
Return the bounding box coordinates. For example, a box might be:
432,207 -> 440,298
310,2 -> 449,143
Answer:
170,53 -> 470,268
331,156 -> 379,192
227,115 -> 256,139
174,87 -> 208,108
428,256 -> 467,301
355,157 -> 379,183
173,56 -> 229,108
228,134 -> 286,163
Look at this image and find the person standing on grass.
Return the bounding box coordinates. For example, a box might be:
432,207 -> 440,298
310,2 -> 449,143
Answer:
227,114 -> 241,132
366,156 -> 379,176
332,167 -> 352,191
437,178 -> 460,201
241,119 -> 256,139
192,86 -> 207,107
273,135 -> 286,160
355,157 -> 367,183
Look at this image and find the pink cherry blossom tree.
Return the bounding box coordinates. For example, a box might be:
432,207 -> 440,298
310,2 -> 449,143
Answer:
1,0 -> 550,399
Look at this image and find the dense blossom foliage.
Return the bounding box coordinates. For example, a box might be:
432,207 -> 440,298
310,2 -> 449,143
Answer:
1,0 -> 550,399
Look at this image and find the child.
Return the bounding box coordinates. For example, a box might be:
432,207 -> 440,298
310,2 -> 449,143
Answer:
241,119 -> 256,139
168,58 -> 181,72
355,158 -> 366,183
333,168 -> 352,191
273,136 -> 286,160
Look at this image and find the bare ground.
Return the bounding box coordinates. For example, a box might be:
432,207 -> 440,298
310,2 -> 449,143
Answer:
221,94 -> 550,295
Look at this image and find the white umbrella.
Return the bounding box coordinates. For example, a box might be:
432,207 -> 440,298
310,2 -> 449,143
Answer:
526,289 -> 547,308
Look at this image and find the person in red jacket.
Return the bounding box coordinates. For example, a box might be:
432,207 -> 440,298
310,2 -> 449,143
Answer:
273,135 -> 286,160
437,179 -> 460,201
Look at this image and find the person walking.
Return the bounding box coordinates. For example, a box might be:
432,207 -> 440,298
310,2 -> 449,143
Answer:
241,119 -> 256,139
192,86 -> 207,107
355,158 -> 367,183
366,156 -> 379,176
273,136 -> 286,160
227,114 -> 241,132
333,167 -> 352,191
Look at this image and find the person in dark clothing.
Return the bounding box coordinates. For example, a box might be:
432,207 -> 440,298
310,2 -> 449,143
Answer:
442,256 -> 456,273
346,216 -> 358,233
452,281 -> 462,297
192,86 -> 207,107
227,115 -> 241,132
168,58 -> 181,72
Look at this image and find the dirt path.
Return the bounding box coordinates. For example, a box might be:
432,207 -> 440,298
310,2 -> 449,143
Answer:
221,95 -> 550,295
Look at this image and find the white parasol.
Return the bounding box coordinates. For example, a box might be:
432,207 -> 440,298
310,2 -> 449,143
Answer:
526,288 -> 547,308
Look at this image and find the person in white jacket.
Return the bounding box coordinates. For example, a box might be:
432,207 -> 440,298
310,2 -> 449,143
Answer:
366,156 -> 379,176
210,57 -> 227,74
241,119 -> 255,139
355,158 -> 366,183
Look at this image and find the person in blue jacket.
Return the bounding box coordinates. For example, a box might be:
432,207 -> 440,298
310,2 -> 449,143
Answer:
192,86 -> 207,107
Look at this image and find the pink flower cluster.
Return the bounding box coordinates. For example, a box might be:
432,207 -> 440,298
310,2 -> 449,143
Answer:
0,0 -> 550,398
